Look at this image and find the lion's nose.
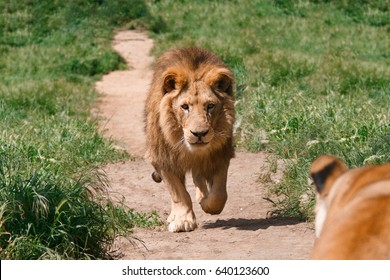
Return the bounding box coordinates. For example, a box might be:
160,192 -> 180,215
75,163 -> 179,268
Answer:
191,130 -> 209,138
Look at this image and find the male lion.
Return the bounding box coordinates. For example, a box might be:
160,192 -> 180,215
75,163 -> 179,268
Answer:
310,154 -> 390,259
144,47 -> 235,232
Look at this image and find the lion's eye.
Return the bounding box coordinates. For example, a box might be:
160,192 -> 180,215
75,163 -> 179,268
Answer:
181,104 -> 189,110
207,103 -> 215,111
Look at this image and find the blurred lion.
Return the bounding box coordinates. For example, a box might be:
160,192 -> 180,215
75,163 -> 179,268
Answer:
144,47 -> 235,232
310,154 -> 390,259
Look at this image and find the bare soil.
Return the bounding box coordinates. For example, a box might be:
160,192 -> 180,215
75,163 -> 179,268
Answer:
95,30 -> 315,260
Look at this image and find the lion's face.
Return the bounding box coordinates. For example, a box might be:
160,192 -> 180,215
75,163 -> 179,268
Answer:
159,67 -> 234,153
174,81 -> 221,150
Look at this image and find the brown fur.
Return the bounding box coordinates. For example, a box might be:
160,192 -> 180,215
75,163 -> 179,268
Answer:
144,47 -> 235,232
310,155 -> 390,259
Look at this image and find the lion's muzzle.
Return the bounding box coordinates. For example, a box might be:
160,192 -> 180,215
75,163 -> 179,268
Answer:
189,129 -> 210,144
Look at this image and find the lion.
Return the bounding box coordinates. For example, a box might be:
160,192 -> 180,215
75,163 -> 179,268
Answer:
309,154 -> 390,259
144,47 -> 235,232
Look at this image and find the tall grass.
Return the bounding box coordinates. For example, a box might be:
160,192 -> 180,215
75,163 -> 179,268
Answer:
147,0 -> 390,219
0,0 -> 162,259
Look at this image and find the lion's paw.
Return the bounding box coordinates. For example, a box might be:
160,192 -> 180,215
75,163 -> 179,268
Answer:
167,211 -> 197,232
200,192 -> 227,215
168,220 -> 197,232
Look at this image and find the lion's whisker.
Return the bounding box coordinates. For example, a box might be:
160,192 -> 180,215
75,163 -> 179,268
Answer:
172,137 -> 185,152
214,131 -> 228,139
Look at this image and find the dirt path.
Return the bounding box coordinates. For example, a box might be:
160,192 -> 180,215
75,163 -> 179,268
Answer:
95,30 -> 315,260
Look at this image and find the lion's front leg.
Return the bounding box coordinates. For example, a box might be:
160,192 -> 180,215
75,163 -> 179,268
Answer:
161,170 -> 197,232
199,163 -> 229,215
192,170 -> 209,204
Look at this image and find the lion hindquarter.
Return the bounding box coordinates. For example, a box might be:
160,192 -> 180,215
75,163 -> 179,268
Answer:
145,47 -> 235,232
309,154 -> 390,259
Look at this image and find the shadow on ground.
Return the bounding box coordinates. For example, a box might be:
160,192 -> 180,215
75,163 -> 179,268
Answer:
203,217 -> 304,231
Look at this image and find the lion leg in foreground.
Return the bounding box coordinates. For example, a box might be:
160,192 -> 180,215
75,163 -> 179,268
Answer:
145,47 -> 235,232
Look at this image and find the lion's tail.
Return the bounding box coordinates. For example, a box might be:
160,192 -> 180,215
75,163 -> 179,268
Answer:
152,171 -> 162,183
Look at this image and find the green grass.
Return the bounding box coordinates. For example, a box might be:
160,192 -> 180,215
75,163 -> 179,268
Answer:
147,0 -> 390,219
0,0 -> 162,259
2,0 -> 388,258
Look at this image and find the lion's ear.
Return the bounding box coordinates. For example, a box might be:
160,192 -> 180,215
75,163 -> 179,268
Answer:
215,74 -> 233,95
310,155 -> 348,195
209,69 -> 234,96
163,74 -> 176,94
162,71 -> 186,94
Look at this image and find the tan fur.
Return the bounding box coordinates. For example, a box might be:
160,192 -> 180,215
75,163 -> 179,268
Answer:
310,155 -> 390,259
144,47 -> 235,232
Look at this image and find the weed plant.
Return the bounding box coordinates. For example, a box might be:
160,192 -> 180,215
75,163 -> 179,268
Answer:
0,0 -> 162,259
148,0 -> 390,219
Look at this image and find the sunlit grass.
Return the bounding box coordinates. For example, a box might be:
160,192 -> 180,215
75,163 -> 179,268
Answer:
0,0 -> 162,259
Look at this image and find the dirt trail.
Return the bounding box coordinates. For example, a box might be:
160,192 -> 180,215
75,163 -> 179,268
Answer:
95,30 -> 315,260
